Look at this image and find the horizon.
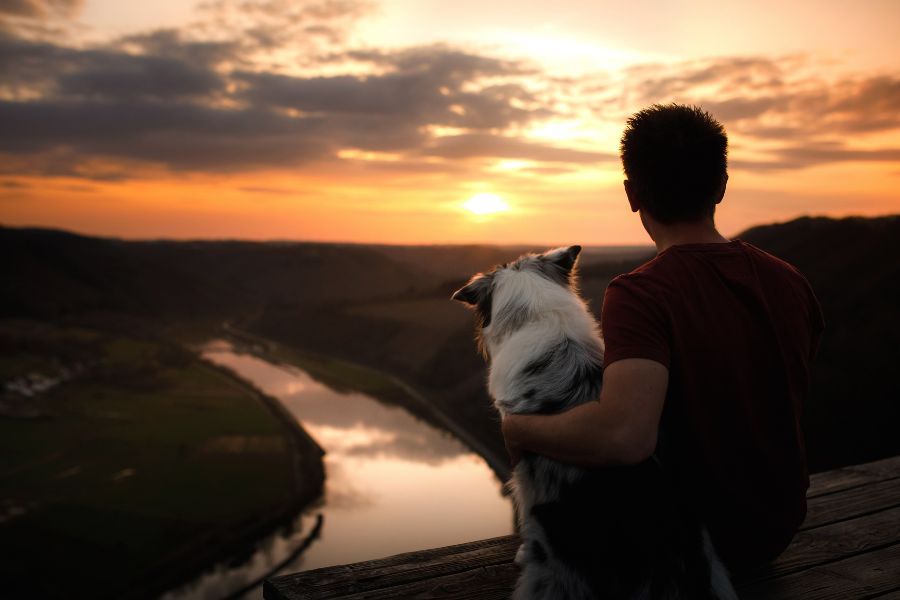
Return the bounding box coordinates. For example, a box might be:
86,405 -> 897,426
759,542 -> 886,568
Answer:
2,1 -> 899,244
4,212 -> 897,248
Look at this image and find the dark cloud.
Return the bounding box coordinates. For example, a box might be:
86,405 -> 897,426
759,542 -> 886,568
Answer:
0,25 -> 564,176
0,30 -> 71,88
623,55 -> 900,138
627,56 -> 782,104
237,45 -> 542,131
0,99 -> 331,173
298,0 -> 372,20
200,0 -> 370,22
733,145 -> 900,172
192,0 -> 371,55
0,0 -> 81,18
616,55 -> 900,171
116,28 -> 242,68
4,6 -> 898,180
0,179 -> 29,188
0,31 -> 228,100
344,45 -> 532,79
56,53 -> 226,100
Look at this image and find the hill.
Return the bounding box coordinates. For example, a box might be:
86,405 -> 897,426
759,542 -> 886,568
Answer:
2,216 -> 898,472
737,215 -> 900,471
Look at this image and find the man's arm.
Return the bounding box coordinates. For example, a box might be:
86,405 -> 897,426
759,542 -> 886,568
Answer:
501,358 -> 668,467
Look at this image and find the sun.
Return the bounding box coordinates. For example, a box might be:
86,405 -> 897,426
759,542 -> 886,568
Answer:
463,193 -> 509,216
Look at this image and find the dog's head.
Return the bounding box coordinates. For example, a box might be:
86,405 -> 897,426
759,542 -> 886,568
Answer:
451,245 -> 582,357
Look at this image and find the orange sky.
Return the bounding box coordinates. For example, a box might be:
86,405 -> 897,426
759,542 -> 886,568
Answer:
1,0 -> 898,245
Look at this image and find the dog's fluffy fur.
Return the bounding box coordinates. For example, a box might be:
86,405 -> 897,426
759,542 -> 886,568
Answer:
453,245 -> 738,600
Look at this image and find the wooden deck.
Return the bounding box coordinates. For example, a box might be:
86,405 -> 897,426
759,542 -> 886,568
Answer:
265,455 -> 900,599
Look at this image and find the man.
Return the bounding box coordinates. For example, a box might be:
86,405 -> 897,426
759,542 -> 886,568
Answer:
501,103 -> 825,573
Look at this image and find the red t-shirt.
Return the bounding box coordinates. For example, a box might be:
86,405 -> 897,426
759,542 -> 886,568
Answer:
600,239 -> 825,570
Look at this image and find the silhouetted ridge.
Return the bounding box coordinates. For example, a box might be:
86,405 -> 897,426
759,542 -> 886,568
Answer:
736,215 -> 900,471
2,216 -> 897,471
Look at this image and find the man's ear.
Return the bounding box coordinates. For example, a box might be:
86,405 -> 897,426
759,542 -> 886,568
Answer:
544,245 -> 582,273
451,275 -> 486,305
624,180 -> 640,213
715,173 -> 728,205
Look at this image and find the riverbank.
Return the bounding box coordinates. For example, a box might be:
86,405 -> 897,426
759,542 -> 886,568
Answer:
221,320 -> 511,481
0,318 -> 326,600
191,334 -> 512,588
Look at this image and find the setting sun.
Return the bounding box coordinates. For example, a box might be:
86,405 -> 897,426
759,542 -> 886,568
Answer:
463,193 -> 510,216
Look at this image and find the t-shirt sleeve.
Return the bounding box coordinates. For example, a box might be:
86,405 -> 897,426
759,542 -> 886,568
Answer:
804,277 -> 826,362
600,274 -> 672,369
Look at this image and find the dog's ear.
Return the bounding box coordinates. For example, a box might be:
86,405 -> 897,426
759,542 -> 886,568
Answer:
452,274 -> 488,306
544,245 -> 582,273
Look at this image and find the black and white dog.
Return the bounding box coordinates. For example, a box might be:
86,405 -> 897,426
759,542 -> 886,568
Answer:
452,245 -> 737,600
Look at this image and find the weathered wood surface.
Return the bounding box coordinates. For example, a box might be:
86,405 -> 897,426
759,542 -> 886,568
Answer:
266,455 -> 900,600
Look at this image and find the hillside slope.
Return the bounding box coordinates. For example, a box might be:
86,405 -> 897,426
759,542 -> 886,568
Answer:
737,216 -> 900,471
3,216 -> 897,472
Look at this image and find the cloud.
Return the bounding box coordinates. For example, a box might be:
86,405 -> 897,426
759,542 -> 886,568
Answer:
424,134 -> 614,163
0,179 -> 29,188
0,0 -> 81,19
626,56 -> 783,106
236,46 -> 541,131
115,28 -> 243,68
0,98 -> 331,174
56,53 -> 227,101
2,6 -> 898,180
0,22 -> 564,177
624,56 -> 900,138
614,55 -> 900,171
732,144 -> 900,172
192,0 -> 372,56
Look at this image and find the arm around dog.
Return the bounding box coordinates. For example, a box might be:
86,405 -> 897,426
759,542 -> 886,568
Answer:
501,358 -> 667,467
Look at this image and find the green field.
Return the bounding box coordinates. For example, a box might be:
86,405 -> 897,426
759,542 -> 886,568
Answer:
0,319 -> 322,599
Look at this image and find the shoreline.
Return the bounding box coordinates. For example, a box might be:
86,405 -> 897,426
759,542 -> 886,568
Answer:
144,355 -> 327,600
221,320 -> 512,481
155,321 -> 511,599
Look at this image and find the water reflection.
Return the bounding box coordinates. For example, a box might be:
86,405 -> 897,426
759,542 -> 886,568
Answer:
162,339 -> 512,600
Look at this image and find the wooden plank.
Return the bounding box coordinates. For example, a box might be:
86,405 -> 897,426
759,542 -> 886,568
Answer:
327,563 -> 520,600
266,456 -> 900,600
734,505 -> 900,584
738,542 -> 900,600
808,456 -> 900,499
868,588 -> 900,599
265,536 -> 520,600
803,476 -> 900,530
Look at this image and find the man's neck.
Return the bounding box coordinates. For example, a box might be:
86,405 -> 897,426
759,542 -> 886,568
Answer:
646,218 -> 731,254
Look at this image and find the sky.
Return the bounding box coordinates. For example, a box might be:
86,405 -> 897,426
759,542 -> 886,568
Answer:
1,0 -> 898,245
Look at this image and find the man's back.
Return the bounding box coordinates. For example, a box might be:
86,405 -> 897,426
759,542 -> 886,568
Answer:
600,239 -> 825,570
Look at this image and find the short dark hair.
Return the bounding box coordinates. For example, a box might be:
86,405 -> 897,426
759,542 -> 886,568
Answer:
619,103 -> 728,224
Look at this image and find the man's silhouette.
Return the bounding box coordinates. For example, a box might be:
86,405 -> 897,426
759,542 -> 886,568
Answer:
501,103 -> 825,572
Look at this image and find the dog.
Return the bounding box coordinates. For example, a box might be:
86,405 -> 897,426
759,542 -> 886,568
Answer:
452,245 -> 738,600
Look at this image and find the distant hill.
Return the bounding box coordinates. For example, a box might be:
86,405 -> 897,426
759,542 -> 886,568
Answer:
1,226 -> 426,322
736,215 -> 900,471
2,216 -> 898,472
369,243 -> 652,282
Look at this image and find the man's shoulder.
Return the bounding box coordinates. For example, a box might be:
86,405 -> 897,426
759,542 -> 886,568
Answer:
605,258 -> 673,309
609,240 -> 815,307
736,240 -> 814,287
737,239 -> 797,269
609,251 -> 677,289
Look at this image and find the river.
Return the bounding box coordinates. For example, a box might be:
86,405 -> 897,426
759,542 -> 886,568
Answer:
161,338 -> 513,600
